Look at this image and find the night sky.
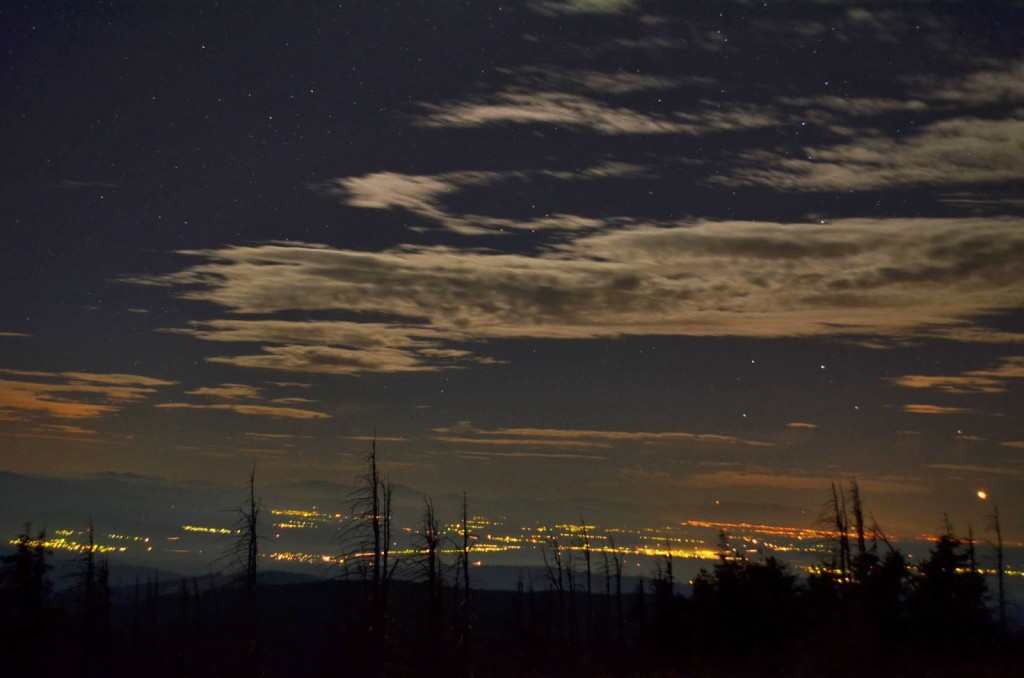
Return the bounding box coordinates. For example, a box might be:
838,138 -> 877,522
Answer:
2,1 -> 1022,539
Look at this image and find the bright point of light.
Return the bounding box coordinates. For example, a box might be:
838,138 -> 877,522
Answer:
977,490 -> 988,500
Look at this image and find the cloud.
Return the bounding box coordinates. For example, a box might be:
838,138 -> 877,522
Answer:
928,59 -> 1024,107
186,383 -> 263,400
434,423 -> 775,449
786,422 -> 818,429
272,397 -> 317,405
719,113 -> 1024,191
923,463 -> 1023,478
417,88 -> 780,137
155,402 -> 330,420
454,450 -> 607,461
891,357 -> 1024,394
36,423 -> 98,436
890,375 -> 1006,394
318,168 -> 619,235
679,470 -> 925,494
0,332 -> 32,338
0,369 -> 176,420
528,0 -> 636,16
902,404 -> 973,415
1000,441 -> 1024,450
126,216 -> 1024,374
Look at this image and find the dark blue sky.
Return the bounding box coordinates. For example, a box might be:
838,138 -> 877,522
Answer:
2,0 -> 1022,538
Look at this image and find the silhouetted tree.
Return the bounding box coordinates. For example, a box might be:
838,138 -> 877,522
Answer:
604,535 -> 623,643
455,491 -> 473,652
0,524 -> 52,667
416,496 -> 444,648
908,520 -> 988,648
342,434 -> 398,656
821,482 -> 851,584
693,555 -> 798,661
222,466 -> 261,677
577,516 -> 593,642
987,504 -> 1006,632
542,535 -> 566,643
79,519 -> 111,674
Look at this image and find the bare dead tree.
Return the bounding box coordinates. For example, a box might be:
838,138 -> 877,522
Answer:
966,524 -> 977,573
850,478 -> 866,560
606,535 -> 624,642
542,535 -> 566,643
342,434 -> 398,649
821,482 -> 850,582
418,496 -> 443,634
456,491 -> 473,650
987,504 -> 1005,631
232,466 -> 261,678
579,516 -> 593,642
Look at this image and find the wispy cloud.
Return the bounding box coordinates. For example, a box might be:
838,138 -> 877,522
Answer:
786,422 -> 818,429
455,450 -> 607,461
186,383 -> 263,400
318,167 -> 627,236
155,402 -> 330,420
0,369 -> 176,420
434,422 -> 775,449
902,404 -> 974,415
0,332 -> 33,338
891,357 -> 1024,394
125,215 -> 1024,375
418,90 -> 780,137
923,463 -> 1023,478
680,470 -> 925,494
528,0 -> 636,17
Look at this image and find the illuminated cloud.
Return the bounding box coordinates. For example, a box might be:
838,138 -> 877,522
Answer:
125,216 -> 1024,375
434,423 -> 775,448
0,370 -> 176,420
902,404 -> 973,415
455,450 -> 607,461
528,0 -> 636,16
923,463 -> 1023,478
719,114 -> 1024,191
786,422 -> 818,429
318,168 -> 618,235
891,357 -> 1024,394
37,423 -> 98,436
1000,441 -> 1024,450
890,375 -> 1005,394
155,402 -> 330,420
418,90 -> 779,137
680,470 -> 925,494
186,383 -> 263,400
0,331 -> 32,338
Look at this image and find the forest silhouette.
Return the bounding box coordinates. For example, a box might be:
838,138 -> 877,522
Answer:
1,460 -> 1019,677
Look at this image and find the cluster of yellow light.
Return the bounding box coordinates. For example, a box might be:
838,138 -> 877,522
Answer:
917,533 -> 1024,549
465,543 -> 518,554
271,508 -> 343,521
9,536 -> 126,555
266,551 -> 342,565
105,533 -> 149,543
631,545 -> 719,560
273,521 -> 315,530
682,519 -> 841,541
182,524 -> 237,535
485,534 -> 527,544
